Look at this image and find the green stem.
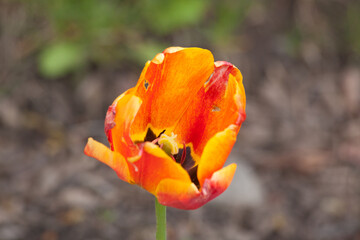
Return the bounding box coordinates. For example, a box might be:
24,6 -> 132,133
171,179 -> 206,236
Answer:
155,198 -> 167,240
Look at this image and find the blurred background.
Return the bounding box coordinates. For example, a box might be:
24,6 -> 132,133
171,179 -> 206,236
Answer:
1,0 -> 360,239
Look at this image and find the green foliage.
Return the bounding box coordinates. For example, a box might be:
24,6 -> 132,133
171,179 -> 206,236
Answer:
99,209 -> 117,223
208,0 -> 252,43
346,2 -> 360,55
285,27 -> 303,57
130,42 -> 167,63
49,0 -> 122,40
17,0 -> 360,79
27,0 -> 254,78
142,0 -> 207,34
38,42 -> 86,78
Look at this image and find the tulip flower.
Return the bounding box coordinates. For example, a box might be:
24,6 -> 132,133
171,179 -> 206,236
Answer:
84,47 -> 246,211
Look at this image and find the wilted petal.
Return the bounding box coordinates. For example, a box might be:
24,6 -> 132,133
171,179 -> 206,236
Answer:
156,164 -> 237,210
106,93 -> 142,159
174,61 -> 246,158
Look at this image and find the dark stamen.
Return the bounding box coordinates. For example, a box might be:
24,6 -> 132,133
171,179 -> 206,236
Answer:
143,128 -> 200,189
157,129 -> 166,138
180,142 -> 186,165
188,166 -> 200,189
143,128 -> 157,142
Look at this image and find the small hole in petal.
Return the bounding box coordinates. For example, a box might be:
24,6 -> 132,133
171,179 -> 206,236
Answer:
144,80 -> 149,90
212,105 -> 221,112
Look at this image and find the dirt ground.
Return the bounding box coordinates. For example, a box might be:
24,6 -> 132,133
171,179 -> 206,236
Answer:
1,1 -> 360,240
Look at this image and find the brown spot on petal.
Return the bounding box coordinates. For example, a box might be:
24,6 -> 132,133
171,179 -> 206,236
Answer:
144,79 -> 150,90
212,105 -> 221,112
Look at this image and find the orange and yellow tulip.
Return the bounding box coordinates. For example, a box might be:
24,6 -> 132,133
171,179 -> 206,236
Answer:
84,47 -> 246,210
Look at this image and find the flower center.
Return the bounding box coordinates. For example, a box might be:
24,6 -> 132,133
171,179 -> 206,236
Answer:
142,128 -> 200,188
158,132 -> 179,156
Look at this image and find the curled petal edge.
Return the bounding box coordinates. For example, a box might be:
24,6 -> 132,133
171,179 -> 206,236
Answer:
84,138 -> 132,183
106,93 -> 143,158
156,163 -> 237,210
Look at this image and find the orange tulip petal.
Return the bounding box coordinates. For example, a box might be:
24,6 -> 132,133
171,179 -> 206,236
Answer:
131,142 -> 191,195
156,179 -> 200,210
84,47 -> 245,210
227,62 -> 246,114
105,93 -> 142,158
130,47 -> 215,141
84,138 -> 132,182
174,61 -> 246,157
197,125 -> 237,187
156,163 -> 237,210
204,163 -> 237,199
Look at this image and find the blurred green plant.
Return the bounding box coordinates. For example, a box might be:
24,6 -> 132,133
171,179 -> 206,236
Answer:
346,2 -> 360,55
207,0 -> 252,43
21,0 -> 254,78
14,0 -> 360,79
99,209 -> 117,223
142,0 -> 207,35
38,42 -> 86,78
285,27 -> 303,57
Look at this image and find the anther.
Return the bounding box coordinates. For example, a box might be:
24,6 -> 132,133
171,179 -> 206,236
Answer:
158,132 -> 179,156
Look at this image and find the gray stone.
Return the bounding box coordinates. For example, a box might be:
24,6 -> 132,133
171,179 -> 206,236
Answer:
211,155 -> 265,208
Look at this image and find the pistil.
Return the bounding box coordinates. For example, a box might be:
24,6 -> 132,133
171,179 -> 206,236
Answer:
158,132 -> 179,156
